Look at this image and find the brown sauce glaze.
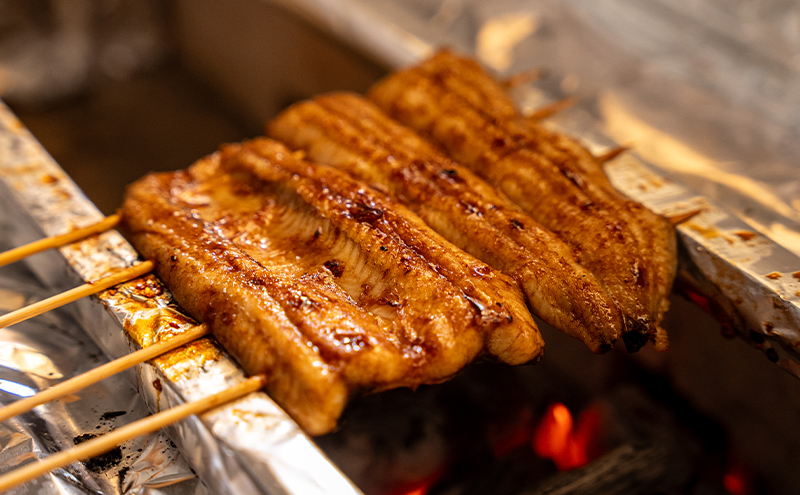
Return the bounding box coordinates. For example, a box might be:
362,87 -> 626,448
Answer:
120,138 -> 536,434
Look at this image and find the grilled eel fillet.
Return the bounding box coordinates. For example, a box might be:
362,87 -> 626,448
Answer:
121,137 -> 541,434
269,93 -> 622,353
369,51 -> 677,351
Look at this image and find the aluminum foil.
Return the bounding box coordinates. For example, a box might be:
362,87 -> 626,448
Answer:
0,223 -> 204,495
512,84 -> 800,377
0,101 -> 361,495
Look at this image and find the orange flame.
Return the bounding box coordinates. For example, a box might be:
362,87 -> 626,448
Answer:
532,402 -> 602,470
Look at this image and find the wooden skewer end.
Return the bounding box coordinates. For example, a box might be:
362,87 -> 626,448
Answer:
0,214 -> 121,268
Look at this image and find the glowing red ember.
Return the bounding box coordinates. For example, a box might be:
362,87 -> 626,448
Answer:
398,486 -> 428,495
532,402 -> 603,470
388,468 -> 444,495
489,407 -> 534,458
723,461 -> 753,495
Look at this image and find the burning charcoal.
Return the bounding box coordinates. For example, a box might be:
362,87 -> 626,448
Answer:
521,443 -> 672,495
316,388 -> 452,495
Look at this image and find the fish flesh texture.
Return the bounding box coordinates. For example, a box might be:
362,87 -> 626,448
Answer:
120,137 -> 540,434
369,51 -> 677,351
269,93 -> 622,353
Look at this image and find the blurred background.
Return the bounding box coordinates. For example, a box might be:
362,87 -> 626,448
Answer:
0,0 -> 386,213
1,0 -> 240,214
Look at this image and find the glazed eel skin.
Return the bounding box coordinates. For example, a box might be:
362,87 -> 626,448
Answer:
121,137 -> 541,434
269,93 -> 622,353
369,51 -> 677,351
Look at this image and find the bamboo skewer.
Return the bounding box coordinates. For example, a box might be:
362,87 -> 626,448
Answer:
0,195 -> 261,491
0,214 -> 121,268
526,96 -> 577,121
501,67 -> 544,89
0,260 -> 154,330
0,323 -> 209,423
596,146 -> 630,164
0,374 -> 267,492
667,208 -> 704,225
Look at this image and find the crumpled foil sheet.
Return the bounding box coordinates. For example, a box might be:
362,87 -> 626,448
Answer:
265,0 -> 800,376
513,85 -> 800,378
0,101 -> 361,495
0,225 -> 204,495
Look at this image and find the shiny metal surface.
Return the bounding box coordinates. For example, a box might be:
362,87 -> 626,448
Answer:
0,207 -> 203,494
